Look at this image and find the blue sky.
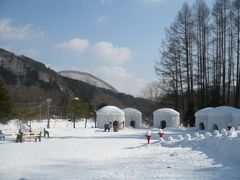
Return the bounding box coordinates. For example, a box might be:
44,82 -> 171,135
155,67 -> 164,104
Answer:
0,0 -> 213,96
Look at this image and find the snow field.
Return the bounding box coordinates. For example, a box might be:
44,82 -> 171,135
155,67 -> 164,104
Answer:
0,120 -> 240,180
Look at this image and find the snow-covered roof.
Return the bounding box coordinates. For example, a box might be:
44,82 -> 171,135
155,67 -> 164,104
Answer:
122,108 -> 141,115
153,108 -> 179,116
195,107 -> 213,117
97,106 -> 124,115
208,106 -> 238,117
232,109 -> 240,118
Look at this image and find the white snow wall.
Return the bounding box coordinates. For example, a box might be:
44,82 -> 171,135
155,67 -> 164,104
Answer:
153,108 -> 180,128
123,108 -> 142,128
195,106 -> 240,131
232,110 -> 240,128
96,106 -> 125,129
195,107 -> 213,131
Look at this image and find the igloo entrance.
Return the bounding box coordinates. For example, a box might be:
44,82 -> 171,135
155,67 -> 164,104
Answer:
130,121 -> 135,128
160,120 -> 166,129
199,122 -> 205,130
113,121 -> 119,127
213,124 -> 218,130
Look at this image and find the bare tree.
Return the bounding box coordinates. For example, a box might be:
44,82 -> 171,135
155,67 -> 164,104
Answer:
140,81 -> 162,103
176,2 -> 195,126
234,0 -> 240,106
155,0 -> 240,127
194,0 -> 210,107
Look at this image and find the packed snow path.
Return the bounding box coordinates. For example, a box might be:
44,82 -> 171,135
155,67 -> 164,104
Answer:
0,127 -> 240,180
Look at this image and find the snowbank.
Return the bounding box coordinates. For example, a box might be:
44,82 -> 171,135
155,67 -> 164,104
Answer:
0,120 -> 240,180
0,119 -> 94,131
160,130 -> 240,163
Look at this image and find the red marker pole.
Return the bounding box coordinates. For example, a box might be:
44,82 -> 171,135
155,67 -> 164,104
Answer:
158,129 -> 164,138
145,131 -> 152,144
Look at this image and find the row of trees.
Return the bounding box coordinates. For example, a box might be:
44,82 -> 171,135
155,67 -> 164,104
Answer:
14,99 -> 96,129
0,80 -> 14,123
155,0 -> 240,126
0,79 -> 96,127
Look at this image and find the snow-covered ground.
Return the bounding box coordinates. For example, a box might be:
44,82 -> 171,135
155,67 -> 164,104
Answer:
0,120 -> 240,180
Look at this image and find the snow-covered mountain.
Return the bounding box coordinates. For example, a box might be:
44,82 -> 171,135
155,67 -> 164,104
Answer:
0,48 -> 54,84
59,70 -> 118,93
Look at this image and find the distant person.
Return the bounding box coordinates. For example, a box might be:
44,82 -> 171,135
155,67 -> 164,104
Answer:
104,123 -> 110,132
44,128 -> 49,138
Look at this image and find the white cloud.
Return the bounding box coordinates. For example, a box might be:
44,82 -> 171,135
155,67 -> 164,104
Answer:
92,41 -> 132,65
89,66 -> 146,96
55,38 -> 90,54
54,39 -> 132,65
0,18 -> 44,40
94,15 -> 110,24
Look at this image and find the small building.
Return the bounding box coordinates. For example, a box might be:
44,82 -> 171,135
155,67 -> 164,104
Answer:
96,106 -> 125,129
195,107 -> 213,130
207,106 -> 237,131
153,108 -> 180,128
195,106 -> 239,131
122,108 -> 142,128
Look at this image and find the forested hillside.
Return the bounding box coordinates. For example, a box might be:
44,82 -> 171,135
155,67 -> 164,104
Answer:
0,48 -> 154,123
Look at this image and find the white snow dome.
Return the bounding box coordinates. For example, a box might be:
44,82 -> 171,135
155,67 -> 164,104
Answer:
195,107 -> 213,117
207,106 -> 238,131
195,107 -> 213,130
231,109 -> 240,129
96,106 -> 125,129
122,108 -> 142,128
153,108 -> 180,128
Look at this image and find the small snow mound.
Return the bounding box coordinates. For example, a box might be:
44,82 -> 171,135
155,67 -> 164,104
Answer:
178,135 -> 183,140
168,136 -> 173,141
185,134 -> 191,140
230,127 -> 236,132
194,132 -> 200,138
213,130 -> 220,136
237,131 -> 240,138
159,137 -> 164,142
205,132 -> 212,137
221,128 -> 228,137
228,130 -> 233,136
199,134 -> 204,139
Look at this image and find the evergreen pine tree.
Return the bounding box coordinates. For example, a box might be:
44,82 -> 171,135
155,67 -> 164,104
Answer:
0,80 -> 13,124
